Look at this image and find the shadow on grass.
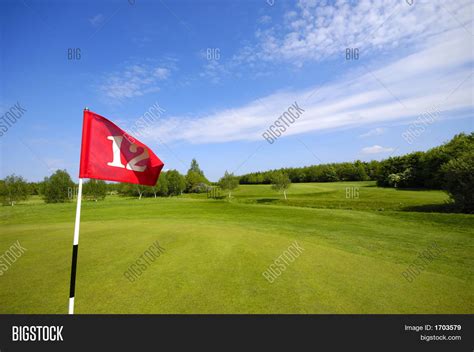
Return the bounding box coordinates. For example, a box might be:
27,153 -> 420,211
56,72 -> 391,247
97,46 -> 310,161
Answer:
401,202 -> 462,213
208,196 -> 227,200
376,185 -> 437,192
256,198 -> 279,204
396,187 -> 438,192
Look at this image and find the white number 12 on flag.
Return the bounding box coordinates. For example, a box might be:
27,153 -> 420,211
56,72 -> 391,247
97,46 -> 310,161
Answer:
106,136 -> 149,172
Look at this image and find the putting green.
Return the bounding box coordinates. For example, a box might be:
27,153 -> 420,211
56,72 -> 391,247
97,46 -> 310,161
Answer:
0,182 -> 472,313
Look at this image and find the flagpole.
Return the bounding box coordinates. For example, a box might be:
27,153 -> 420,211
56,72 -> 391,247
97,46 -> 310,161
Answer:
69,107 -> 88,315
68,177 -> 83,314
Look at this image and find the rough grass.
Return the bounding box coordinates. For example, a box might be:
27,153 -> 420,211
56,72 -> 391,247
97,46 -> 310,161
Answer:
0,182 -> 472,313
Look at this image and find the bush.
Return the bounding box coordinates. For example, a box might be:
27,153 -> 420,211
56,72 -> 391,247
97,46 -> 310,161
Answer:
153,172 -> 169,197
167,170 -> 186,196
271,171 -> 291,200
83,179 -> 107,201
43,170 -> 74,203
185,159 -> 209,192
192,182 -> 211,193
442,152 -> 474,212
218,171 -> 239,197
0,175 -> 29,206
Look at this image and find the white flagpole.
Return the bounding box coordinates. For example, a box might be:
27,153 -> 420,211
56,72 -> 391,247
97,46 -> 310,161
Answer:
69,107 -> 88,314
68,177 -> 83,314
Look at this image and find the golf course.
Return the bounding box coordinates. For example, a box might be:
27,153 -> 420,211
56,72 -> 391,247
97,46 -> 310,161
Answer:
0,181 -> 472,314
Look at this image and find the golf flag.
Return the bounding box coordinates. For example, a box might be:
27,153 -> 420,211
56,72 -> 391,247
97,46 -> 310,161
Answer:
79,109 -> 164,186
69,108 -> 164,315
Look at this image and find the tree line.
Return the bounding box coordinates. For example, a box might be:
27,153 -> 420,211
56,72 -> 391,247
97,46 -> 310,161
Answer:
238,133 -> 473,211
0,133 -> 472,211
0,159 -> 241,204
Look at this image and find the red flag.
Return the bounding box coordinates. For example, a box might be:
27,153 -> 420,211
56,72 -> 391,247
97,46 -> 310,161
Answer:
79,109 -> 164,186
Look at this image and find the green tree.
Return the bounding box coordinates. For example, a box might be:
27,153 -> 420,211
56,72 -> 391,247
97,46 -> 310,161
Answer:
189,158 -> 205,176
376,133 -> 473,189
43,170 -> 75,203
83,179 -> 107,201
155,172 -> 169,196
387,173 -> 401,188
167,170 -> 186,196
387,168 -> 413,188
271,171 -> 291,200
218,171 -> 239,198
442,151 -> 474,212
149,172 -> 168,197
354,161 -> 369,181
319,165 -> 339,182
185,158 -> 209,192
0,175 -> 29,206
106,182 -> 121,195
117,182 -> 134,197
136,185 -> 147,199
185,170 -> 206,192
28,182 -> 41,196
115,182 -> 148,199
367,160 -> 381,180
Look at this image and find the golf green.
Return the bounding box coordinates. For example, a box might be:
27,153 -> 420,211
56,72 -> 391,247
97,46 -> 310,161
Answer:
0,182 -> 472,313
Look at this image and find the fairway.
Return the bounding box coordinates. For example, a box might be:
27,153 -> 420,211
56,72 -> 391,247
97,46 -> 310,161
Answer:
0,182 -> 473,313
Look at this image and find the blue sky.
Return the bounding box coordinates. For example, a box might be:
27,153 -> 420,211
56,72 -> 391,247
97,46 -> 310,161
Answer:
0,0 -> 472,182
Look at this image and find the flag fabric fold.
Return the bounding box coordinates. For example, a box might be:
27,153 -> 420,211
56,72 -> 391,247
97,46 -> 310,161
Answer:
79,110 -> 164,186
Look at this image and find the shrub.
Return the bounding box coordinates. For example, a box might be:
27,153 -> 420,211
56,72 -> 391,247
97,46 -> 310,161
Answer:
0,175 -> 29,206
442,152 -> 474,212
43,170 -> 74,203
83,179 -> 107,201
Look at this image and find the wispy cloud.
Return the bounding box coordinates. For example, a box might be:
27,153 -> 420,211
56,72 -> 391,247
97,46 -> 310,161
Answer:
246,0 -> 471,66
258,15 -> 272,25
148,26 -> 473,144
359,127 -> 386,138
89,14 -> 104,27
361,145 -> 394,154
153,67 -> 170,80
44,158 -> 68,170
199,59 -> 229,84
200,0 -> 471,81
98,62 -> 173,100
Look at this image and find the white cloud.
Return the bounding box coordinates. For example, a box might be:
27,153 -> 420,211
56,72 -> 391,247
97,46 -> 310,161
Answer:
146,26 -> 473,145
99,63 -> 172,100
199,60 -> 229,84
361,145 -> 395,154
244,0 -> 472,66
359,127 -> 386,138
44,158 -> 68,170
258,15 -> 272,25
89,14 -> 104,27
153,67 -> 170,80
199,0 -> 472,84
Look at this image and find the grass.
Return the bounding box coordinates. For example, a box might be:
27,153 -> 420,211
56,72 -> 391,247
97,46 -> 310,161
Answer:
0,182 -> 472,313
